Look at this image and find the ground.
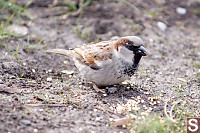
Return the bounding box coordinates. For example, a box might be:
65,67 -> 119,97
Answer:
0,0 -> 200,133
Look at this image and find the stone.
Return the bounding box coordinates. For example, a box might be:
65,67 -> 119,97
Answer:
176,7 -> 187,15
108,87 -> 118,94
6,24 -> 28,36
111,36 -> 120,40
157,21 -> 167,31
47,77 -> 52,82
0,79 -> 3,84
20,119 -> 31,126
61,70 -> 75,75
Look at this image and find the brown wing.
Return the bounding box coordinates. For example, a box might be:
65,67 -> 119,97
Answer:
74,41 -> 115,69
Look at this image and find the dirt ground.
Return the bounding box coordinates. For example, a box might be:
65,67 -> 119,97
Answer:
0,0 -> 200,133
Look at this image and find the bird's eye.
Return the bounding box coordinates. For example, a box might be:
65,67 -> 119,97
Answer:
125,43 -> 133,50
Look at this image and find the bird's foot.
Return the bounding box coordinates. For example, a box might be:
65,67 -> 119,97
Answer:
93,83 -> 106,93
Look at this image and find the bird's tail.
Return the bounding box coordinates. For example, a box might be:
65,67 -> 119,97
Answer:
46,49 -> 72,56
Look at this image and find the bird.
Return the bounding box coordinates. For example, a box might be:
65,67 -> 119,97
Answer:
47,36 -> 146,90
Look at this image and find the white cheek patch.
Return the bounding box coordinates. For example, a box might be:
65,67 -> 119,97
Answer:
118,47 -> 134,62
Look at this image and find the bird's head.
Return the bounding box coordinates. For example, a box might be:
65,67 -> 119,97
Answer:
114,36 -> 147,64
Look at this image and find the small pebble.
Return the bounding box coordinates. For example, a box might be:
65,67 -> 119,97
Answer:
0,79 -> 3,84
10,76 -> 16,79
79,127 -> 83,131
6,24 -> 28,36
111,36 -> 120,40
157,21 -> 167,31
38,109 -> 44,112
63,61 -> 68,64
11,115 -> 17,119
21,119 -> 31,126
34,91 -> 41,94
149,38 -> 154,42
61,70 -> 75,75
121,81 -> 129,85
176,7 -> 187,15
108,87 -> 118,94
34,129 -> 38,133
68,105 -> 73,109
103,94 -> 107,97
95,115 -> 103,121
47,77 -> 52,82
48,69 -> 53,73
32,69 -> 36,73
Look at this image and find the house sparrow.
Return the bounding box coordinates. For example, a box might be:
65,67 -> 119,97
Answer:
47,36 -> 146,87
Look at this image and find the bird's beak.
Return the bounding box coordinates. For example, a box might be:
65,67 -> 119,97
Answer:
137,46 -> 147,56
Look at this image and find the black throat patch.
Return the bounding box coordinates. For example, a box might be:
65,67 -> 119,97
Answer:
117,58 -> 139,78
121,53 -> 143,77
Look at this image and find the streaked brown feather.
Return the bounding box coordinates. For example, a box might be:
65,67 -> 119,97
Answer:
74,41 -> 115,66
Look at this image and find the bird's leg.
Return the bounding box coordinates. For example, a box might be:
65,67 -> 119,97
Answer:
93,83 -> 106,93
